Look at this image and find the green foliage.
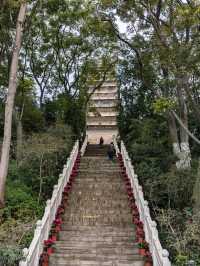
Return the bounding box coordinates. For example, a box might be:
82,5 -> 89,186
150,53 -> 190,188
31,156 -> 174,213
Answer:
0,247 -> 22,266
175,255 -> 188,266
153,97 -> 177,114
0,124 -> 73,264
2,180 -> 43,221
120,113 -> 199,263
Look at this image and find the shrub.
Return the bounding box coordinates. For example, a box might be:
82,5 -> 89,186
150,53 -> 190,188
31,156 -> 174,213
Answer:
0,247 -> 22,266
0,123 -> 74,264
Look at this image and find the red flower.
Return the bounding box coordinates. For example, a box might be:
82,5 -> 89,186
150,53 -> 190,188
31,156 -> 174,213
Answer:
54,218 -> 62,225
44,238 -> 55,246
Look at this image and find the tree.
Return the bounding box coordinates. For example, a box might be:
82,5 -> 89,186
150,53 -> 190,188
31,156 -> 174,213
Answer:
100,0 -> 200,169
0,2 -> 27,207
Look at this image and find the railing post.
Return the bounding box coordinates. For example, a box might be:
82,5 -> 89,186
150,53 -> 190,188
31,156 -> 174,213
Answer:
45,199 -> 51,240
80,135 -> 88,156
162,249 -> 170,266
151,220 -> 158,263
35,220 -> 42,266
19,248 -> 29,266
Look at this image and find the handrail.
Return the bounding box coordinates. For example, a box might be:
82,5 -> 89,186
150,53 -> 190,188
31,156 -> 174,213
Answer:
19,140 -> 79,266
120,141 -> 171,266
80,135 -> 88,156
112,135 -> 120,155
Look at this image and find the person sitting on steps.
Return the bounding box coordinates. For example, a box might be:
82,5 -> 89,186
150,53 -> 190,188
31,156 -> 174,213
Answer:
99,136 -> 104,147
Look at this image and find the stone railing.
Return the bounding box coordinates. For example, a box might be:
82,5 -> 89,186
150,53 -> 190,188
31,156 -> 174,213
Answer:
112,135 -> 120,155
80,135 -> 88,156
19,140 -> 79,266
120,141 -> 171,266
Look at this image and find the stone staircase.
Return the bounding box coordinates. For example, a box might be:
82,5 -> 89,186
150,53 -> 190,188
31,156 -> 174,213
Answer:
49,145 -> 144,266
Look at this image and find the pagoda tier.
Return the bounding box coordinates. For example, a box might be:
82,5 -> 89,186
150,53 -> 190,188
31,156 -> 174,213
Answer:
86,80 -> 118,144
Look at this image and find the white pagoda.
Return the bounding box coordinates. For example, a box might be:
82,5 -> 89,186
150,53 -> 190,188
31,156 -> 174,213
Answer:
86,79 -> 118,144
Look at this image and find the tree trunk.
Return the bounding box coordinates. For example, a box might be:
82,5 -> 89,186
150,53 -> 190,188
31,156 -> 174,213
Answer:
167,111 -> 181,158
175,74 -> 191,170
192,158 -> 200,214
16,118 -> 23,164
0,3 -> 27,207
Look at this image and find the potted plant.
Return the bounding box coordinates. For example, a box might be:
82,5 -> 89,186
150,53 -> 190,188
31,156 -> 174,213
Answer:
144,257 -> 153,266
44,238 -> 55,255
136,225 -> 144,235
56,205 -> 65,218
130,202 -> 137,210
138,242 -> 146,256
40,251 -> 49,266
136,236 -> 144,243
53,218 -> 62,232
137,221 -> 143,229
133,216 -> 140,225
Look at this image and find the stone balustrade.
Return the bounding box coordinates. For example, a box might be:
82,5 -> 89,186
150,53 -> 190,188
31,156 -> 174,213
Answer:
19,141 -> 79,266
80,135 -> 88,156
113,136 -> 171,266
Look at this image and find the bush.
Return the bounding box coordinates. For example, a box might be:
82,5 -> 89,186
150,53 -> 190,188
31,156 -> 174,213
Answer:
1,180 -> 43,222
121,117 -> 199,264
0,247 -> 22,266
0,124 -> 74,264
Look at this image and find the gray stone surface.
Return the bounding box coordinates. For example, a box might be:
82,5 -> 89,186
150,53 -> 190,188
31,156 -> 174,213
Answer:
49,145 -> 144,266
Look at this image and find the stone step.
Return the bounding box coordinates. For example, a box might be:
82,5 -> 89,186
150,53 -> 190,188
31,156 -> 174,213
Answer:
85,148 -> 109,151
58,231 -> 135,239
53,247 -> 139,256
78,169 -> 120,174
57,235 -> 136,242
65,202 -> 131,210
79,167 -> 120,171
81,157 -> 117,162
79,161 -> 118,165
54,240 -> 137,247
72,179 -> 123,184
62,220 -> 133,227
60,225 -> 135,231
64,204 -> 131,211
84,153 -> 108,157
71,183 -> 124,189
49,258 -> 144,266
76,174 -> 122,179
71,182 -> 124,188
68,188 -> 127,195
68,192 -> 129,199
49,253 -> 143,263
63,215 -> 132,223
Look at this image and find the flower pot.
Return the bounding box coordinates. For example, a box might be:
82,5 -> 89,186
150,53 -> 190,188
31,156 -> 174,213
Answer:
133,214 -> 139,220
139,248 -> 146,256
47,247 -> 54,255
126,185 -> 132,190
128,191 -> 133,198
41,252 -> 49,266
137,232 -> 145,238
137,221 -> 143,228
133,217 -> 140,225
133,207 -> 139,214
50,234 -> 57,242
144,258 -> 153,266
137,236 -> 144,242
136,228 -> 144,237
125,180 -> 131,185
